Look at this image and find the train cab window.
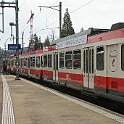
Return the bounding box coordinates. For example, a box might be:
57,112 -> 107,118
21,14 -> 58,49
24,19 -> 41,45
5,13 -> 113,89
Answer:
48,54 -> 52,68
44,55 -> 47,67
121,44 -> 124,71
59,52 -> 64,68
96,46 -> 104,71
36,56 -> 40,67
65,51 -> 72,69
73,50 -> 81,69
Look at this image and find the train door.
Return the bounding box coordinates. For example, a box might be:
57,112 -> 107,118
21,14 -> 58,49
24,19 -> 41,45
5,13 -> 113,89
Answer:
28,57 -> 30,76
106,44 -> 119,92
83,47 -> 94,90
53,52 -> 58,82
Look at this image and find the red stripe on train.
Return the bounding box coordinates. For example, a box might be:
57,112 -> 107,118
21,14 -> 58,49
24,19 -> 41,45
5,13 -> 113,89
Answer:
43,70 -> 53,78
58,72 -> 83,84
94,76 -> 124,92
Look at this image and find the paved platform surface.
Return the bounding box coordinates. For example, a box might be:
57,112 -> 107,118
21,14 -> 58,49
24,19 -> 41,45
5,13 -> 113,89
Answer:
1,75 -> 123,124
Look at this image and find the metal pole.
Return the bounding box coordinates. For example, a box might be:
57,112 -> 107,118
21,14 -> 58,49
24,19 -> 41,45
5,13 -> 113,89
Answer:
13,35 -> 14,44
22,31 -> 24,53
4,43 -> 6,64
1,0 -> 4,33
59,2 -> 62,38
15,0 -> 20,80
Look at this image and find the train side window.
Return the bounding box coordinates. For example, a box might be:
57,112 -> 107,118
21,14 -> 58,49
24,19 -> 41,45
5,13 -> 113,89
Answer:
121,44 -> 124,71
20,59 -> 22,67
24,58 -> 27,67
73,49 -> 81,69
89,49 -> 91,73
30,57 -> 32,67
86,50 -> 88,73
96,46 -> 104,71
28,58 -> 30,68
36,56 -> 40,67
48,54 -> 52,68
44,55 -> 47,67
12,60 -> 14,66
92,49 -> 94,73
56,53 -> 58,70
59,52 -> 64,68
21,58 -> 24,67
41,56 -> 43,67
30,57 -> 35,67
83,51 -> 85,73
26,58 -> 28,67
65,51 -> 72,69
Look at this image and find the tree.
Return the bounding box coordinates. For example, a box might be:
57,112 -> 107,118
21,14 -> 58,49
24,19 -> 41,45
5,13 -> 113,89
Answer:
61,8 -> 75,38
44,36 -> 50,47
33,34 -> 42,50
39,37 -> 43,50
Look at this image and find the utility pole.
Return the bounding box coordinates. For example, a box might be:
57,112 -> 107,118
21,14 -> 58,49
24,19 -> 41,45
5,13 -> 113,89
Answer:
59,2 -> 62,38
0,0 -> 20,80
38,2 -> 62,38
0,0 -> 4,33
15,0 -> 20,80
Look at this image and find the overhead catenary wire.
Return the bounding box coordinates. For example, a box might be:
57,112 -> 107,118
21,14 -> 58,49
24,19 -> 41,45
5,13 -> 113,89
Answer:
20,0 -> 96,44
32,0 -> 96,39
70,0 -> 95,14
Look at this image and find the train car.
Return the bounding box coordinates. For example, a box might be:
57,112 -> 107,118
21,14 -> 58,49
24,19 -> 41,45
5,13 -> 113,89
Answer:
19,52 -> 29,77
29,49 -> 44,80
20,49 -> 44,80
9,54 -> 16,74
8,22 -> 124,103
42,46 -> 58,83
45,22 -> 124,103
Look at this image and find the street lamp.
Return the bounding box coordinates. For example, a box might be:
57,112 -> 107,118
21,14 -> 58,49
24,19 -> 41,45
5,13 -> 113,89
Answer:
9,22 -> 15,44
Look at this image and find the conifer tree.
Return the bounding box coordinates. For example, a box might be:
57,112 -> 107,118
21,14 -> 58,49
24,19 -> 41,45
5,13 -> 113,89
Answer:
61,8 -> 75,38
44,36 -> 50,47
33,34 -> 42,50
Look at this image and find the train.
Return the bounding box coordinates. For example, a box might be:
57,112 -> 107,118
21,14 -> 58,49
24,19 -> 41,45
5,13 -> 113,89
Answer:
8,22 -> 124,103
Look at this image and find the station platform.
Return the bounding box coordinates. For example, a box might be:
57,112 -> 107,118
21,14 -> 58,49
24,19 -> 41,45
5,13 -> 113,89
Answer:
0,74 -> 123,124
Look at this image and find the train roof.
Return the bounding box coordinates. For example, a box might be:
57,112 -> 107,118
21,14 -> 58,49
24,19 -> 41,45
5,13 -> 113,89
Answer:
51,22 -> 124,45
51,22 -> 124,49
88,27 -> 124,44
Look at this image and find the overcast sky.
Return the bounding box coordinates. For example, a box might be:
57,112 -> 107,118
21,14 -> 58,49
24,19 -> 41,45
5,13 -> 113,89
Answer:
0,0 -> 124,49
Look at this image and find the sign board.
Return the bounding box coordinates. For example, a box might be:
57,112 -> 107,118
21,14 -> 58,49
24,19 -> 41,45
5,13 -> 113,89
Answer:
8,44 -> 21,50
56,35 -> 87,49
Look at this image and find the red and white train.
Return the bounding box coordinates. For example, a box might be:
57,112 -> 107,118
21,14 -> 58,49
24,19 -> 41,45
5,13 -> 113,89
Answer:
8,22 -> 124,103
